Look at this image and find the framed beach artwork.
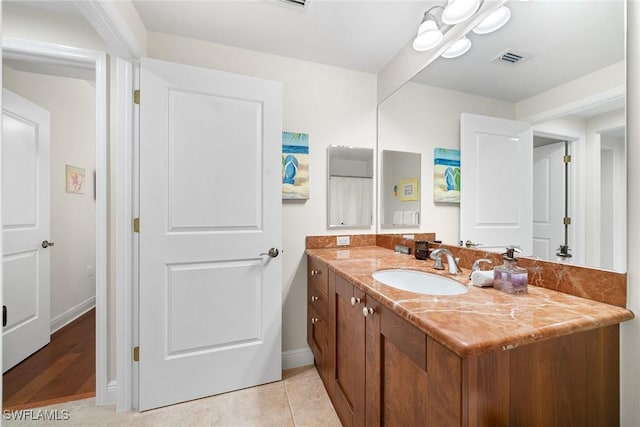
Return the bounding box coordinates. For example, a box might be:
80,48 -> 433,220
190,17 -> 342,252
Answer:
433,148 -> 460,203
66,165 -> 86,194
282,131 -> 309,200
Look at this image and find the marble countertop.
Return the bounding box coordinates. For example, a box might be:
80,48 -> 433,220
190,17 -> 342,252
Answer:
306,246 -> 634,357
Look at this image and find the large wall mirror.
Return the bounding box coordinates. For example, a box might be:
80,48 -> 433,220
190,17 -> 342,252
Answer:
377,0 -> 626,272
327,145 -> 374,228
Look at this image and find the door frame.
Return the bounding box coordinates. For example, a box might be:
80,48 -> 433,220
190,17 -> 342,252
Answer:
2,37 -> 110,404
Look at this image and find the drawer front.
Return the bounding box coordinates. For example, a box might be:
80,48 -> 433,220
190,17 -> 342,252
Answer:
307,303 -> 328,364
307,257 -> 328,296
308,281 -> 328,319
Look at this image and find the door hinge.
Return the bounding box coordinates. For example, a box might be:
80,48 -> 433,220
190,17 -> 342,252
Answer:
563,155 -> 572,164
134,90 -> 140,105
133,218 -> 140,233
133,346 -> 140,362
563,217 -> 572,225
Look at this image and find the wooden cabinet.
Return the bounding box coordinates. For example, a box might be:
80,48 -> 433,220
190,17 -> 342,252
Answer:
307,257 -> 330,381
331,273 -> 367,427
307,257 -> 621,426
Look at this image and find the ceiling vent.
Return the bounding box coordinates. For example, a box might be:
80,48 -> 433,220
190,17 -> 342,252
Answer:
491,50 -> 532,66
279,0 -> 308,7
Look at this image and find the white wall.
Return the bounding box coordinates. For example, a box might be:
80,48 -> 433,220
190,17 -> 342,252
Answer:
377,81 -> 514,243
515,60 -> 625,121
3,65 -> 97,331
146,31 -> 378,354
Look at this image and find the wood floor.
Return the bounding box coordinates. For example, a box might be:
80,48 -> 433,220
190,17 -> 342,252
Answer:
3,308 -> 95,410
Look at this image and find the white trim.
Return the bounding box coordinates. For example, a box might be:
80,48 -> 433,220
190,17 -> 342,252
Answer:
105,380 -> 118,407
281,347 -> 314,371
73,1 -> 144,60
2,38 -> 110,406
50,297 -> 96,334
115,57 -> 134,412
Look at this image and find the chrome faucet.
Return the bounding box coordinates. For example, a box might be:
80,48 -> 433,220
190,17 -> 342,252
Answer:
430,248 -> 462,275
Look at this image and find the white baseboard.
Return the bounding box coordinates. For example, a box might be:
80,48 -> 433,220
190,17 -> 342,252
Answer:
50,296 -> 96,334
282,347 -> 314,371
104,380 -> 117,405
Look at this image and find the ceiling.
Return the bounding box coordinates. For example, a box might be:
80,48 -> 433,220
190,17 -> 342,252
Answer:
131,0 -> 434,74
5,0 -> 625,104
411,1 -> 625,102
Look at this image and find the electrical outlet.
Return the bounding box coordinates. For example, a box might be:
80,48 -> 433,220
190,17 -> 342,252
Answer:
336,236 -> 350,246
87,265 -> 95,278
402,234 -> 415,240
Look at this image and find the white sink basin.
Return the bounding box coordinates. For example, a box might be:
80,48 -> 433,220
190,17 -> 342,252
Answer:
372,269 -> 469,296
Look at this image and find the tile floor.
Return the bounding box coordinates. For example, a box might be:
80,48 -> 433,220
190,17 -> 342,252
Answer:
3,366 -> 342,427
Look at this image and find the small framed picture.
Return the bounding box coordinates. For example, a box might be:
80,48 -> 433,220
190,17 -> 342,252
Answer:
66,165 -> 85,194
399,177 -> 418,201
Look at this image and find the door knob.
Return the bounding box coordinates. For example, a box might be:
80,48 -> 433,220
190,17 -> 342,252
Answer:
260,248 -> 279,258
42,240 -> 55,248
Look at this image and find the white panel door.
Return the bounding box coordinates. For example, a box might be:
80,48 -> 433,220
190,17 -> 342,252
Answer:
138,58 -> 282,411
2,88 -> 51,372
533,142 -> 565,261
460,113 -> 533,255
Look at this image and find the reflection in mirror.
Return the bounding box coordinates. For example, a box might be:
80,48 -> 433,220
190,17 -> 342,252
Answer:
376,0 -> 626,271
327,146 -> 374,228
380,150 -> 421,228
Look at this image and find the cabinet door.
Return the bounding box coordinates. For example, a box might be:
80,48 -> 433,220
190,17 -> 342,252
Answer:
332,274 -> 366,427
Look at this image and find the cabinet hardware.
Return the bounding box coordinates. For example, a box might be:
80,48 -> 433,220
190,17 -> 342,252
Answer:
311,317 -> 319,324
311,296 -> 319,302
350,297 -> 361,306
362,306 -> 375,317
310,269 -> 320,277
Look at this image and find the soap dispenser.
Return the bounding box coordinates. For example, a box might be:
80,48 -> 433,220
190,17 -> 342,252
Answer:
493,247 -> 528,294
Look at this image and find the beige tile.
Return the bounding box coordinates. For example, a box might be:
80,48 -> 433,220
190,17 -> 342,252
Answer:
3,367 -> 339,427
285,375 -> 341,427
209,382 -> 294,427
282,365 -> 319,384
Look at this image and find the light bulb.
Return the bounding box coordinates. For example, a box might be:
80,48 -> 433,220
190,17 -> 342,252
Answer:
441,37 -> 472,58
413,20 -> 443,51
473,6 -> 511,34
442,0 -> 480,25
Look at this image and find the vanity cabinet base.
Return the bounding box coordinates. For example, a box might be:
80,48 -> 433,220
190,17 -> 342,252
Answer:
306,256 -> 621,426
464,324 -> 619,426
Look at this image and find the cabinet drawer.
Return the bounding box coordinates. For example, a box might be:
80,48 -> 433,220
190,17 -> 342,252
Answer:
307,303 -> 328,364
308,281 -> 328,319
307,257 -> 328,296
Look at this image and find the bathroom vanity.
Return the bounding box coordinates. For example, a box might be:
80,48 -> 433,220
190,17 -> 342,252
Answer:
306,244 -> 633,427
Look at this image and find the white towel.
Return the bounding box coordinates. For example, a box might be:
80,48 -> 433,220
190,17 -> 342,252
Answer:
471,270 -> 494,287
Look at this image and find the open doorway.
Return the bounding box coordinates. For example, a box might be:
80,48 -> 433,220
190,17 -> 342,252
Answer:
2,55 -> 97,409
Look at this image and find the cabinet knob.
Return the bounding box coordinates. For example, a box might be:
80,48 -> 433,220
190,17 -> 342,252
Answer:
311,317 -> 319,324
362,306 -> 375,317
310,269 -> 320,277
350,297 -> 361,306
311,295 -> 319,302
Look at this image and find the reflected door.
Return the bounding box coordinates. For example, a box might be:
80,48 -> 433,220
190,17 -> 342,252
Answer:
460,113 -> 533,255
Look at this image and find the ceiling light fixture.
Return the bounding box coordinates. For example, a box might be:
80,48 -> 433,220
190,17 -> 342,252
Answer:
441,0 -> 481,25
412,1 -> 511,57
412,7 -> 445,51
441,36 -> 472,58
472,5 -> 511,34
